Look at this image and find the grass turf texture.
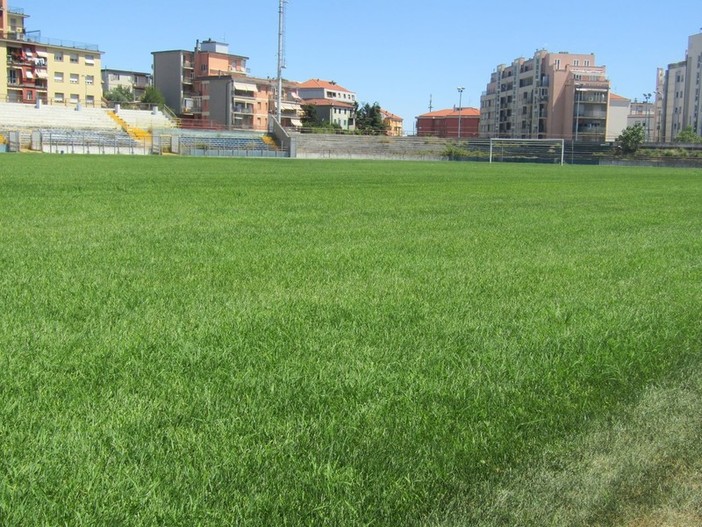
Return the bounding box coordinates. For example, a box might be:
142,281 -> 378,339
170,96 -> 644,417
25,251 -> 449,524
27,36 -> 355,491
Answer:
1,156 -> 701,525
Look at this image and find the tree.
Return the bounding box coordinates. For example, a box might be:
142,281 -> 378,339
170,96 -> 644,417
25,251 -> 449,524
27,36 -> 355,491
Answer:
300,104 -> 340,132
615,123 -> 645,155
301,104 -> 320,127
674,126 -> 702,144
354,102 -> 388,135
104,85 -> 134,103
141,86 -> 166,107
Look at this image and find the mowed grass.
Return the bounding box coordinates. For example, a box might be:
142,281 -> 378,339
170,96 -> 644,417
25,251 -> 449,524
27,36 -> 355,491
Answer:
0,156 -> 701,525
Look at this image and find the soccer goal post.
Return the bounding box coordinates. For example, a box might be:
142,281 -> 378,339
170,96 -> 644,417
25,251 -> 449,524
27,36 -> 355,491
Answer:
489,138 -> 565,165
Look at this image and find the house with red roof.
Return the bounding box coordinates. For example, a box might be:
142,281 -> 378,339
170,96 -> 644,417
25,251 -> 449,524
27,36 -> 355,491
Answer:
297,79 -> 357,131
381,109 -> 403,136
415,107 -> 480,138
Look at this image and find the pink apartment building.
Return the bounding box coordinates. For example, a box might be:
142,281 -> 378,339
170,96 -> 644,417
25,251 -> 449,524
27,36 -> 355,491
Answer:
480,50 -> 611,142
153,39 -> 301,131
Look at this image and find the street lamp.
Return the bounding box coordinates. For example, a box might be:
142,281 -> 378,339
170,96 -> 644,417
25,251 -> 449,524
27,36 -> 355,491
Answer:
457,87 -> 465,139
643,92 -> 652,143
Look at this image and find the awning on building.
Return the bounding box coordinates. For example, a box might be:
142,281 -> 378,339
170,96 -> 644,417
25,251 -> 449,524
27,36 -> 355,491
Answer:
24,70 -> 33,79
233,82 -> 257,92
290,118 -> 303,127
35,69 -> 48,79
281,102 -> 299,110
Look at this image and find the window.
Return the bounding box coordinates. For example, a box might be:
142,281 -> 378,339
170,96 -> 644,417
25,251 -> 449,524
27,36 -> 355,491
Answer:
54,72 -> 64,82
70,93 -> 79,104
54,92 -> 64,103
85,75 -> 94,85
26,91 -> 33,101
554,59 -> 561,70
69,54 -> 79,64
54,52 -> 64,61
584,60 -> 590,66
573,60 -> 579,66
86,95 -> 95,105
70,73 -> 79,84
84,55 -> 95,66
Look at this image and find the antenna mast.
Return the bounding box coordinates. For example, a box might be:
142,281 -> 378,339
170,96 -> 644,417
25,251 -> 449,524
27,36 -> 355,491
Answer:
276,0 -> 287,123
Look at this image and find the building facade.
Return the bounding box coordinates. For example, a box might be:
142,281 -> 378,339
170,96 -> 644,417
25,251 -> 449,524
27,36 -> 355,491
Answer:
627,99 -> 656,141
480,50 -> 610,142
659,31 -> 702,142
153,39 -> 301,131
416,108 -> 480,138
381,109 -> 403,136
606,93 -> 630,142
297,79 -> 356,131
101,68 -> 152,100
1,0 -> 102,107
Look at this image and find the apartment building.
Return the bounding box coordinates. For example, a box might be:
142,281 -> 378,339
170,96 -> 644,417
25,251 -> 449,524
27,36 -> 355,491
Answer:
153,39 -> 301,131
101,68 -> 152,100
381,109 -> 403,136
297,79 -> 356,131
1,0 -> 102,107
627,98 -> 656,140
659,31 -> 702,142
480,50 -> 610,142
606,93 -> 631,142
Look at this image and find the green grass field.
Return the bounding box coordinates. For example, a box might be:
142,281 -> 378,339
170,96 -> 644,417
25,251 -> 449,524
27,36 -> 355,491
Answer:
1,156 -> 701,525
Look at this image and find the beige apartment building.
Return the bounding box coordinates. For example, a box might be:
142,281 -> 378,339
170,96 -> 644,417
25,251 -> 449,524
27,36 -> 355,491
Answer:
659,31 -> 702,142
1,0 -> 102,107
480,50 -> 611,142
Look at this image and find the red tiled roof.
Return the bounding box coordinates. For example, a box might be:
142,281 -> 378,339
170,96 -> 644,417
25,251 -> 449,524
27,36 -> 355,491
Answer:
297,79 -> 352,93
609,93 -> 630,102
301,98 -> 355,109
381,109 -> 402,122
416,107 -> 480,118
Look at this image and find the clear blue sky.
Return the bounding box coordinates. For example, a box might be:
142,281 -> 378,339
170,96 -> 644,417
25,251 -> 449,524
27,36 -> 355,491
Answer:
18,0 -> 702,132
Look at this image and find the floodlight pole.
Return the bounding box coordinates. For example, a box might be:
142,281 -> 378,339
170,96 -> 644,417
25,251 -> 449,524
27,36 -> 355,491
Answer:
457,87 -> 465,139
276,0 -> 286,123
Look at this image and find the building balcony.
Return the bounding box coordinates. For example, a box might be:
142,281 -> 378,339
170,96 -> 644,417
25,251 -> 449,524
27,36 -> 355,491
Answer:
575,111 -> 607,120
232,107 -> 254,115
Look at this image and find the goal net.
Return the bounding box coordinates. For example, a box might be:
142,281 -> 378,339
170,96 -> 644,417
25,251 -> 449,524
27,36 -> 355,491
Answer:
489,138 -> 565,165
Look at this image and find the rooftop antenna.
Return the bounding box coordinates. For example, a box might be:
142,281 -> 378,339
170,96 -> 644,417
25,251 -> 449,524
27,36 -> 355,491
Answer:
429,94 -> 433,112
276,0 -> 287,123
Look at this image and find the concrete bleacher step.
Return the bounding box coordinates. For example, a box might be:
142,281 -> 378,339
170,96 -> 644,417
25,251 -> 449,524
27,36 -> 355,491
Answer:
0,101 -> 122,131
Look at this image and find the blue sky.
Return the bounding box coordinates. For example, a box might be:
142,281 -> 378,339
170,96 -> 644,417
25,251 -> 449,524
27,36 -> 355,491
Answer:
18,0 -> 702,132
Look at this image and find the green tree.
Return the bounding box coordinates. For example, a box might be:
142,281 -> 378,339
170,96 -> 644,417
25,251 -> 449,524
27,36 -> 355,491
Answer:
301,104 -> 320,127
354,102 -> 388,135
615,123 -> 645,155
674,126 -> 702,144
104,85 -> 134,103
141,86 -> 166,107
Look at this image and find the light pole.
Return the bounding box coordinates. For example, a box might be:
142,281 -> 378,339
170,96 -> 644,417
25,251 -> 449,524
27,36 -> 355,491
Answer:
457,87 -> 465,139
643,92 -> 652,143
